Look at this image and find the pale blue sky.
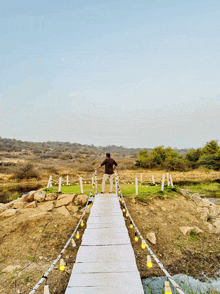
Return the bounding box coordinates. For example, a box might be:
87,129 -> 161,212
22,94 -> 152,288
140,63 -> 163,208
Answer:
0,0 -> 220,148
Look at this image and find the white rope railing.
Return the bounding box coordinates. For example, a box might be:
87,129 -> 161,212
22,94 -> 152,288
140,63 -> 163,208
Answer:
115,171 -> 185,294
28,172 -> 96,294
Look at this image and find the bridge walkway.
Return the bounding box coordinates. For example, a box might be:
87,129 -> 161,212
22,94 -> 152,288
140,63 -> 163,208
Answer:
65,193 -> 144,294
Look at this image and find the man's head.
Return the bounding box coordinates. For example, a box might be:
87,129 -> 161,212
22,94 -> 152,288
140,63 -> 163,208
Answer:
106,153 -> 110,158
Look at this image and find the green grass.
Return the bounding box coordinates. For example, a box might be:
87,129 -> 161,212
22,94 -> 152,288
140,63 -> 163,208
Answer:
182,182 -> 220,198
44,183 -> 180,204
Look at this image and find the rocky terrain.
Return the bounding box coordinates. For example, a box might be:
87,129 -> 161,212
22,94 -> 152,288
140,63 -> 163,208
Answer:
0,189 -> 220,293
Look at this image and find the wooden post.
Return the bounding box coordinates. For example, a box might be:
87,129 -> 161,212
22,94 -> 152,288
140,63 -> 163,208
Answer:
135,178 -> 138,195
80,177 -> 83,194
58,177 -> 62,193
47,176 -> 52,189
66,175 -> 69,185
161,175 -> 165,191
152,175 -> 155,185
170,175 -> 174,187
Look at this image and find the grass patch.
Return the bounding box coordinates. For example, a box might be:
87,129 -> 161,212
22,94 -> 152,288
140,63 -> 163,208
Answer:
182,181 -> 220,198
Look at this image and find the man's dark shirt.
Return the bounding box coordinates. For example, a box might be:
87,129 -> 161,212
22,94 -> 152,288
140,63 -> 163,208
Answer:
101,158 -> 117,174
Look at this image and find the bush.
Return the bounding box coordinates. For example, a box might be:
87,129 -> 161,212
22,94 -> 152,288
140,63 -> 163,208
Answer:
14,163 -> 39,180
59,153 -> 73,160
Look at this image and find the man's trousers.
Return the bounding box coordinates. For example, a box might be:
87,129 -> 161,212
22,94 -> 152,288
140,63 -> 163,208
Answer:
102,173 -> 114,193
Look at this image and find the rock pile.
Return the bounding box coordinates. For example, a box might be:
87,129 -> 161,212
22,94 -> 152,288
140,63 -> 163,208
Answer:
181,189 -> 220,234
0,190 -> 90,219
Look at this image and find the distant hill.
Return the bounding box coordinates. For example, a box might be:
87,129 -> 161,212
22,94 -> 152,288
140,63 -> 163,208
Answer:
0,137 -> 190,156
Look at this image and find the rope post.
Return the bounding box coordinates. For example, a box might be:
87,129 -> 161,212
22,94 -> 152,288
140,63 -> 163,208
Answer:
115,176 -> 118,194
135,178 -> 138,195
95,170 -> 98,195
66,175 -> 69,186
47,176 -> 52,189
170,175 -> 174,188
161,175 -> 165,191
58,177 -> 62,193
152,175 -> 155,185
167,172 -> 170,186
44,285 -> 49,294
80,177 -> 83,194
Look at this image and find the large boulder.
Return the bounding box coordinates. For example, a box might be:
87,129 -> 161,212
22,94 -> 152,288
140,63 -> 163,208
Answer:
13,201 -> 26,209
34,191 -> 46,202
56,206 -> 70,217
197,207 -> 209,221
45,193 -> 57,201
25,201 -> 37,209
39,201 -> 54,212
74,194 -> 88,206
21,191 -> 36,202
56,195 -> 75,208
66,204 -> 78,213
0,209 -> 17,219
58,193 -> 75,200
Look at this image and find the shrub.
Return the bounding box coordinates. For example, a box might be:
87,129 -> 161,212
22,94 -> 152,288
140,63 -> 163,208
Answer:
14,163 -> 39,180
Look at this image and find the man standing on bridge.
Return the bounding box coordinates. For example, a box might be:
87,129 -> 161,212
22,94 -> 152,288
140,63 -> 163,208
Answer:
95,153 -> 118,193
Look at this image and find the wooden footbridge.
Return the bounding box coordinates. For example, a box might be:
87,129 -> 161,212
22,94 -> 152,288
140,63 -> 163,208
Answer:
30,172 -> 185,294
65,193 -> 144,293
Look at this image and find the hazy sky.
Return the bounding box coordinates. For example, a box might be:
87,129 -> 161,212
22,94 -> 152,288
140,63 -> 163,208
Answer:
0,0 -> 220,148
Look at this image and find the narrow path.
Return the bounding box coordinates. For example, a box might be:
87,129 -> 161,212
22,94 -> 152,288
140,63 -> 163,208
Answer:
65,193 -> 144,294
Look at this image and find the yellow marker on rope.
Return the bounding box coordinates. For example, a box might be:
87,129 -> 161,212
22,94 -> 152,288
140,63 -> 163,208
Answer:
147,254 -> 152,268
60,258 -> 65,271
81,220 -> 84,227
129,221 -> 133,229
165,281 -> 172,294
76,230 -> 80,239
134,232 -> 138,242
141,239 -> 146,249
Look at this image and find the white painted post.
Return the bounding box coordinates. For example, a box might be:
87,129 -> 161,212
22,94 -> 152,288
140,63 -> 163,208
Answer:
152,175 -> 155,185
115,177 -> 118,194
170,175 -> 174,187
167,172 -> 170,186
66,175 -> 69,185
140,173 -> 142,183
161,175 -> 165,191
58,177 -> 62,193
80,177 -> 83,194
47,175 -> 52,189
135,178 -> 138,195
44,285 -> 49,294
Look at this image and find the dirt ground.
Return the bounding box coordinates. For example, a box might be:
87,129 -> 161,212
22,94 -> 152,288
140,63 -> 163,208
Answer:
0,194 -> 220,294
124,196 -> 220,280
